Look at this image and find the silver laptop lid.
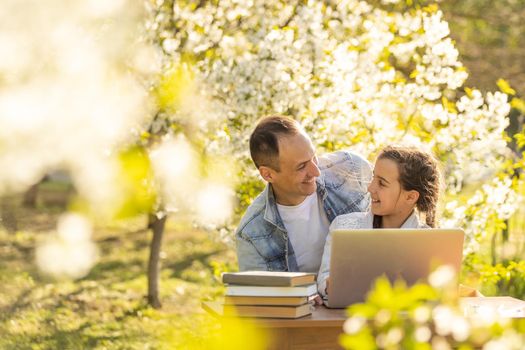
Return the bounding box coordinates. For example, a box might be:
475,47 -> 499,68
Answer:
326,228 -> 464,308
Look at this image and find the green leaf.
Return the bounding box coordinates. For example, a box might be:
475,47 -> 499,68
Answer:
339,330 -> 376,350
114,146 -> 157,218
514,130 -> 525,149
155,64 -> 195,111
496,79 -> 516,95
442,97 -> 458,113
510,97 -> 525,113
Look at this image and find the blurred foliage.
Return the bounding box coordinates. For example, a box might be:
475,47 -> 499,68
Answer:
154,63 -> 195,113
436,80 -> 525,300
166,316 -> 269,350
441,0 -> 525,95
513,125 -> 525,149
479,261 -> 525,298
233,165 -> 265,219
0,196 -> 240,349
2,0 -> 525,347
341,271 -> 525,350
369,0 -> 439,12
463,253 -> 525,299
115,146 -> 157,219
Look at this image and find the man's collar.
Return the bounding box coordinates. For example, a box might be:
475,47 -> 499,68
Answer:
263,184 -> 286,231
316,173 -> 327,200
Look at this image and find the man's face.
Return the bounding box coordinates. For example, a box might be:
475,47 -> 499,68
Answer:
261,132 -> 320,206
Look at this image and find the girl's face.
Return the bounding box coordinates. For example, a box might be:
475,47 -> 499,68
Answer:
367,158 -> 418,218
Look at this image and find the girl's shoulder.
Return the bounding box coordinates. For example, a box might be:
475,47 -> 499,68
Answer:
330,211 -> 372,230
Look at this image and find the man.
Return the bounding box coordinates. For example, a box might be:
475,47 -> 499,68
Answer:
236,115 -> 372,275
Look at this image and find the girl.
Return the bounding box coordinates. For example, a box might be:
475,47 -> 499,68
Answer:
317,145 -> 441,296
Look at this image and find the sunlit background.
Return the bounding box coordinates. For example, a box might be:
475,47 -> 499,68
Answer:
1,0 -> 524,348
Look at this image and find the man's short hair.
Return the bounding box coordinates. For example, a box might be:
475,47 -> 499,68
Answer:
249,115 -> 303,170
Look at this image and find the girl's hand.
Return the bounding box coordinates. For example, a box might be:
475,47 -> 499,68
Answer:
312,294 -> 324,305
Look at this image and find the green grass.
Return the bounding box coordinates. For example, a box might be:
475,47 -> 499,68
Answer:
0,201 -> 237,349
3,177 -> 525,349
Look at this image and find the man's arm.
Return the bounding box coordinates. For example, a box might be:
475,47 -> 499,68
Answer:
355,152 -> 373,192
346,151 -> 373,213
236,234 -> 269,271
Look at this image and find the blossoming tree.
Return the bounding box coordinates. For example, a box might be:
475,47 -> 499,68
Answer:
150,0 -> 523,262
2,0 -> 522,313
0,0 -> 235,308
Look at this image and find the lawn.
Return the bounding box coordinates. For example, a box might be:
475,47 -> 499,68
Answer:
0,193 -> 237,349
2,180 -> 525,349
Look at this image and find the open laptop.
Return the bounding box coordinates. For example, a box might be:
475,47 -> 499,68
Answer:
324,228 -> 465,308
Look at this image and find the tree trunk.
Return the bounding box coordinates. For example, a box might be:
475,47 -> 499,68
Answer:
147,212 -> 167,309
23,175 -> 49,208
1,196 -> 18,233
23,183 -> 39,208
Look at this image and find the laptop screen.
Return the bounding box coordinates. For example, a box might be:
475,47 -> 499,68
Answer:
325,228 -> 464,308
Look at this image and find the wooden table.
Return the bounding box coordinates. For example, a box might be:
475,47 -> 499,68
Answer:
248,305 -> 347,350
203,302 -> 347,350
203,297 -> 525,350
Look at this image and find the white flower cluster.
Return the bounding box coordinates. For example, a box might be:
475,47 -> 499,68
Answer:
149,134 -> 235,226
0,0 -> 161,278
151,0 -> 519,247
0,0 -> 156,214
441,177 -> 521,253
434,90 -> 511,188
36,213 -> 98,279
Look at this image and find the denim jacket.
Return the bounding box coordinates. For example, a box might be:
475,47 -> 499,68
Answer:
236,150 -> 372,272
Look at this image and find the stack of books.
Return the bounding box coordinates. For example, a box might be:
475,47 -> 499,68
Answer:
221,271 -> 317,319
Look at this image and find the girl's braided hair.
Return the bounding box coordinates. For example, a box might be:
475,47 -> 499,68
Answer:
374,146 -> 441,228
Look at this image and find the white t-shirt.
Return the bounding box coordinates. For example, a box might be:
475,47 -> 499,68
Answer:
276,193 -> 330,273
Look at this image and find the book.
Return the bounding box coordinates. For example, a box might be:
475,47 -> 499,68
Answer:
224,295 -> 311,306
222,271 -> 316,287
223,303 -> 313,319
225,283 -> 318,297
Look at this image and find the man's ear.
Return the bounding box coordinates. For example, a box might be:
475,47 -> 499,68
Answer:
259,166 -> 275,183
406,190 -> 419,205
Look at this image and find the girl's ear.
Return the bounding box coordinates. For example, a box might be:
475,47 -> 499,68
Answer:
406,190 -> 419,205
259,166 -> 275,183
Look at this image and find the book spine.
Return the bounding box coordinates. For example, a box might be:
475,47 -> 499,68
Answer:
222,276 -> 292,287
225,285 -> 317,297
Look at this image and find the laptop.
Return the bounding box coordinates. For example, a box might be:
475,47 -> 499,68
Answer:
324,228 -> 465,308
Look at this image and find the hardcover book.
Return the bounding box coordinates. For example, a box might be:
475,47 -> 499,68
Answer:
222,271 -> 316,287
223,303 -> 313,319
224,295 -> 310,306
225,283 -> 318,297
